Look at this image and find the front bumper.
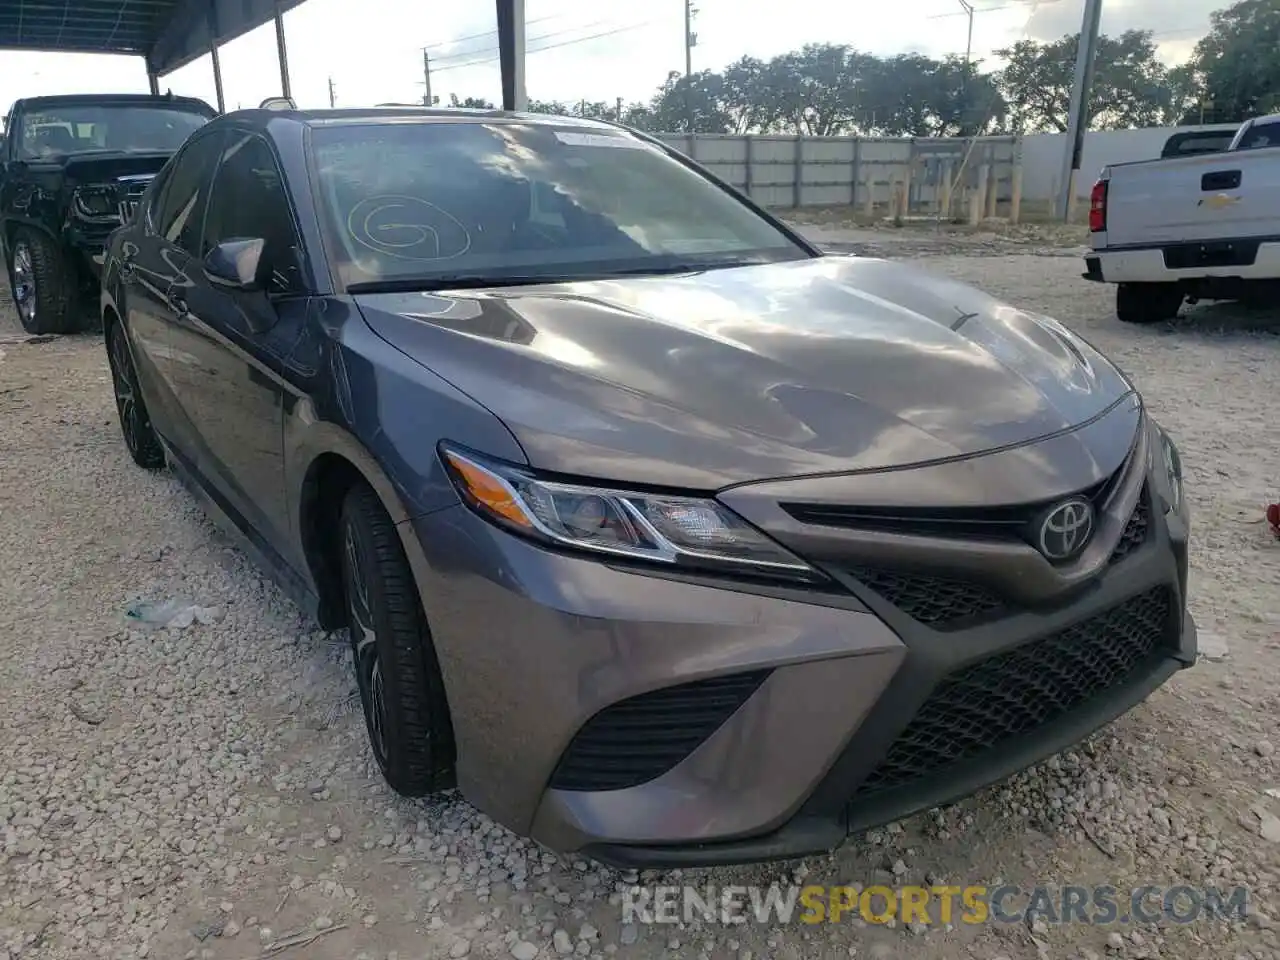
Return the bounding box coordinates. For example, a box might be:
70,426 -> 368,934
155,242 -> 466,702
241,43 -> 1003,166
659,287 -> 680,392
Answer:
406,418 -> 1194,868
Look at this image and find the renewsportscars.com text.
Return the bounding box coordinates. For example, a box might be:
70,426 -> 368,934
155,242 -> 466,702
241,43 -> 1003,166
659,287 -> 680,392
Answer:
620,884 -> 1249,927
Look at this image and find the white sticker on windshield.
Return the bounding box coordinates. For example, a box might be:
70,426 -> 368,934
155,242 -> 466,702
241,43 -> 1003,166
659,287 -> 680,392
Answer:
554,130 -> 647,149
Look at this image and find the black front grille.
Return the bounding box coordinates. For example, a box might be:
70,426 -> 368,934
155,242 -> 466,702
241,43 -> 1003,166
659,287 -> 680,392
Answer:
852,587 -> 1172,798
1109,490 -> 1150,565
549,670 -> 770,792
845,567 -> 1002,628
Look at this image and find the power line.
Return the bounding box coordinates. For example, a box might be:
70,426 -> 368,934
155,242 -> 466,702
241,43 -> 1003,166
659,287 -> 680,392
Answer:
430,20 -> 661,74
430,18 -> 635,66
422,13 -> 562,52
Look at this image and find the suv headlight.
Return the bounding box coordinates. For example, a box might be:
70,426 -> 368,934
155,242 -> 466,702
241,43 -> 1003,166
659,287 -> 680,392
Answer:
441,445 -> 823,583
72,186 -> 118,221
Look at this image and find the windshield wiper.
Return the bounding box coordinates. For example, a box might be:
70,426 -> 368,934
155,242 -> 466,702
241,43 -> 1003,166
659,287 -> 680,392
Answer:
346,275 -> 575,294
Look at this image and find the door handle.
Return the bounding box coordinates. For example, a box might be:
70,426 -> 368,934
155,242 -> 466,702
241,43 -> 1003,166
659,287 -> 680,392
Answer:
1201,169 -> 1241,191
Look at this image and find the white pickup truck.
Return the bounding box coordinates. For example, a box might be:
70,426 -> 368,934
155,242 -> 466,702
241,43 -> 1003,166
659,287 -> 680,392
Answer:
1083,113 -> 1280,323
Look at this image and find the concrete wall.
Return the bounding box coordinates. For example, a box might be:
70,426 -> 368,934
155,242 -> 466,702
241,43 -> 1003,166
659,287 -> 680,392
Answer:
655,133 -> 1020,217
1018,123 -> 1241,202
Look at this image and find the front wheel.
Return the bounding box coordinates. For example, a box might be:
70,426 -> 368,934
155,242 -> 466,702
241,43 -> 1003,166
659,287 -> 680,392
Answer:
8,228 -> 74,334
339,483 -> 456,796
106,320 -> 165,469
1116,282 -> 1183,325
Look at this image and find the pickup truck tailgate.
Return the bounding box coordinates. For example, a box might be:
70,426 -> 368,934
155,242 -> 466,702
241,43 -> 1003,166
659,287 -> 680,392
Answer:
1102,148 -> 1280,247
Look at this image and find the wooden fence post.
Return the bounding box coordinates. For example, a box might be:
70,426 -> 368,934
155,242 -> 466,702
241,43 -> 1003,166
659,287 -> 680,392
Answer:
850,138 -> 861,207
793,135 -> 803,208
1009,137 -> 1023,224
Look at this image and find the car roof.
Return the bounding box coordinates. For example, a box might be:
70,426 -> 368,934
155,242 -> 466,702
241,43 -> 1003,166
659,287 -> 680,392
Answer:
213,106 -> 627,134
12,93 -> 216,114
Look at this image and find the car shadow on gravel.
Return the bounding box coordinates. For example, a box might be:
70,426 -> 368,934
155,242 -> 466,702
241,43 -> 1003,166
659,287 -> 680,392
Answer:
1174,301 -> 1280,337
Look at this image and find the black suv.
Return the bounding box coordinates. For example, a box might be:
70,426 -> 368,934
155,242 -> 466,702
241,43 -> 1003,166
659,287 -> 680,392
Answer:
1,93 -> 216,334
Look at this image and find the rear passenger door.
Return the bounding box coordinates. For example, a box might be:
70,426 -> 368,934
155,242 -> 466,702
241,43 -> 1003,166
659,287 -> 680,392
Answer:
123,130 -> 225,455
166,130 -> 309,554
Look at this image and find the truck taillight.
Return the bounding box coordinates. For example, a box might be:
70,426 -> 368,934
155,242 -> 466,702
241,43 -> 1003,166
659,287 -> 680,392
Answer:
1089,179 -> 1108,232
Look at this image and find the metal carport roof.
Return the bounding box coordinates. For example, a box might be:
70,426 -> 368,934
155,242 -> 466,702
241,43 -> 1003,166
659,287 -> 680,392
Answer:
0,0 -> 528,113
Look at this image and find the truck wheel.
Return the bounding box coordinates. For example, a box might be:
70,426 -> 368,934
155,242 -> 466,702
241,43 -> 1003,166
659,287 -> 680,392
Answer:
339,482 -> 456,797
8,228 -> 74,335
1116,283 -> 1183,325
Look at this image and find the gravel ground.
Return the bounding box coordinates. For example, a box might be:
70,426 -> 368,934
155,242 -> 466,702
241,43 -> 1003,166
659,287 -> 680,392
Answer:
2,230 -> 1280,960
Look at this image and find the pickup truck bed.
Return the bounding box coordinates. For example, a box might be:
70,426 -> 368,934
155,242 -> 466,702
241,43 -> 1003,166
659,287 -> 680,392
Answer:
1083,117 -> 1280,322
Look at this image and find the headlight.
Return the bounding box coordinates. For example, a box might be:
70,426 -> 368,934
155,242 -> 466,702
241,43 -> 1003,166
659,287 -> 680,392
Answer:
441,446 -> 823,582
73,186 -> 118,220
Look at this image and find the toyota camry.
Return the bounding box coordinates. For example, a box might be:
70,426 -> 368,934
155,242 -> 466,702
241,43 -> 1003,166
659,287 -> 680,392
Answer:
100,106 -> 1196,867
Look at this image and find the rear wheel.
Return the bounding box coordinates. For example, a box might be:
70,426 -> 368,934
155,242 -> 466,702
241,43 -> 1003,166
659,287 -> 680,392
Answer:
106,320 -> 165,469
1116,282 -> 1183,325
8,228 -> 74,334
339,483 -> 456,796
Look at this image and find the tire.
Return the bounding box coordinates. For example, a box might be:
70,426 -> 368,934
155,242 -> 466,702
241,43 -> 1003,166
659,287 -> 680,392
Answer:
8,228 -> 75,334
339,483 -> 456,796
106,320 -> 165,469
1116,282 -> 1183,325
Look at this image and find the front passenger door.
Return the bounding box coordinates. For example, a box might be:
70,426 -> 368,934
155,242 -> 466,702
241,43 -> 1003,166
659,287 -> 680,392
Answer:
166,131 -> 309,554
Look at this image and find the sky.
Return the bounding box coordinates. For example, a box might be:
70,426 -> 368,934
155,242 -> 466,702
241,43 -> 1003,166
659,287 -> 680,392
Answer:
0,0 -> 1222,116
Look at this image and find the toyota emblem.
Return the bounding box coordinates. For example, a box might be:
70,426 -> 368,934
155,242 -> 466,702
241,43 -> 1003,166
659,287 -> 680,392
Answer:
1037,498 -> 1095,561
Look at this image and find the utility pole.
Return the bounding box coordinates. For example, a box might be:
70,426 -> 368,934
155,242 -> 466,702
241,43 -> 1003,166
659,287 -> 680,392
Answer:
683,0 -> 697,132
327,76 -> 336,108
1056,0 -> 1103,221
958,0 -> 974,68
422,49 -> 433,107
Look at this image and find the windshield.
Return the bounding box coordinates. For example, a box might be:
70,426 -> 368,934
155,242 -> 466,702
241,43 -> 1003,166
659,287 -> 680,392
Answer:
16,104 -> 211,160
308,121 -> 811,288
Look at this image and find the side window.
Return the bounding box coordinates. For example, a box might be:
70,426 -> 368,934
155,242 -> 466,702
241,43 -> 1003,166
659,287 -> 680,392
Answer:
154,131 -> 224,254
201,133 -> 304,295
143,163 -> 175,232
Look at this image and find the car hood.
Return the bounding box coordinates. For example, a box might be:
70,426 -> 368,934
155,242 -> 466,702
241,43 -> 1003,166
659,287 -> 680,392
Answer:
54,151 -> 173,183
355,255 -> 1135,490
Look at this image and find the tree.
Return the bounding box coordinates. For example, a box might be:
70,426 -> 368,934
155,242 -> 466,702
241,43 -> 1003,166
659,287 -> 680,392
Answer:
448,94 -> 494,109
996,30 -> 1175,132
1188,0 -> 1280,123
646,70 -> 734,133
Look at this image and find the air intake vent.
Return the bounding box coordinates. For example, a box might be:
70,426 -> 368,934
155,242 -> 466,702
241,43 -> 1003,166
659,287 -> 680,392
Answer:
548,670 -> 771,792
852,586 -> 1172,799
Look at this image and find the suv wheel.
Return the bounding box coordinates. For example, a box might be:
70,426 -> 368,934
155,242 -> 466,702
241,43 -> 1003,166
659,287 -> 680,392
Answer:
106,320 -> 165,469
339,483 -> 456,796
8,228 -> 74,335
1116,282 -> 1184,325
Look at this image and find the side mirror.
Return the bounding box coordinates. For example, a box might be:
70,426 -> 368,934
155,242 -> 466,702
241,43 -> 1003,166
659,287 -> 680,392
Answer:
203,237 -> 265,292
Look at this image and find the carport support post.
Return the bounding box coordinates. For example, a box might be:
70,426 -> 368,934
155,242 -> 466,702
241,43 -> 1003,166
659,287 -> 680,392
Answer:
209,4 -> 226,113
496,0 -> 528,111
274,1 -> 292,100
147,71 -> 159,95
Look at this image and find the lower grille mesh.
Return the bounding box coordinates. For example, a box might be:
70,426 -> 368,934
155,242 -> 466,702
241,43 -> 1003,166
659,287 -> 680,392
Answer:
853,586 -> 1172,798
846,568 -> 1003,627
549,670 -> 770,792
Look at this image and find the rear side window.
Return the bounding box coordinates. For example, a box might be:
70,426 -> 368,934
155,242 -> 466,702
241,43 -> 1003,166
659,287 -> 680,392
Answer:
155,131 -> 224,255
1236,124 -> 1279,150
